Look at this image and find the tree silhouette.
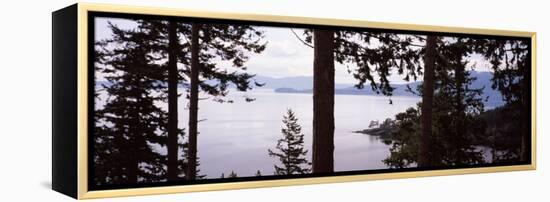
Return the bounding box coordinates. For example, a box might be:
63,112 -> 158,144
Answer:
382,107 -> 421,168
228,171 -> 238,178
311,29 -> 335,173
480,105 -> 522,162
166,20 -> 180,181
94,21 -> 172,184
185,23 -> 267,180
121,19 -> 191,181
383,37 -> 488,168
295,29 -> 423,172
269,109 -> 312,175
473,39 -> 530,161
418,36 -> 437,167
187,23 -> 201,181
436,37 -> 485,165
117,20 -> 267,180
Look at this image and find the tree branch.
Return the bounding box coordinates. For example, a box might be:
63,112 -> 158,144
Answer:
290,28 -> 314,48
364,32 -> 424,47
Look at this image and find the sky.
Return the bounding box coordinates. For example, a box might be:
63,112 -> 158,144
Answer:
95,17 -> 494,85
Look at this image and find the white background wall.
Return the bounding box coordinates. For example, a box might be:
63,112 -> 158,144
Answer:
0,0 -> 546,201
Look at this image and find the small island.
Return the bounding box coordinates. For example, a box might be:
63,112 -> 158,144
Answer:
353,119 -> 395,141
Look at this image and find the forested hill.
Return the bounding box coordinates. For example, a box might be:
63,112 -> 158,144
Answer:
268,71 -> 504,108
96,71 -> 504,107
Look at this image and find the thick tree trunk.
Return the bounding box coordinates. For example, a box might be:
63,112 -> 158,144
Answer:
520,56 -> 531,162
126,135 -> 138,183
187,23 -> 200,180
311,30 -> 335,173
418,36 -> 436,167
167,21 -> 179,181
520,119 -> 529,162
126,155 -> 138,183
454,59 -> 465,164
127,98 -> 141,183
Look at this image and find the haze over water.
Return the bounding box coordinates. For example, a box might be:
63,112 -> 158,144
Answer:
183,88 -> 420,178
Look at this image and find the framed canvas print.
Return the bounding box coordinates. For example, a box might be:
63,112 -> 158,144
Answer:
52,3 -> 536,199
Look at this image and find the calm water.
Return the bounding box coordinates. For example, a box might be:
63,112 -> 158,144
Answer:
184,89 -> 420,178
96,88 -> 421,178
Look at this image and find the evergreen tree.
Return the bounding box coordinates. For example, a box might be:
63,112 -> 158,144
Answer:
311,29 -> 335,173
435,38 -> 485,165
187,23 -> 201,180
109,19 -> 194,181
382,107 -> 421,168
480,105 -> 522,162
133,20 -> 194,180
122,20 -> 267,180
228,171 -> 238,178
167,20 -> 180,181
94,21 -> 171,184
418,36 -> 437,167
473,39 -> 530,161
268,109 -> 312,175
383,37 -> 487,168
185,23 -> 267,180
255,170 -> 262,177
296,30 -> 424,172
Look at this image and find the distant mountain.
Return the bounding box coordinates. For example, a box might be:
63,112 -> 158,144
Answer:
96,71 -> 505,107
271,71 -> 505,108
274,82 -> 420,96
96,80 -> 189,88
253,75 -> 350,90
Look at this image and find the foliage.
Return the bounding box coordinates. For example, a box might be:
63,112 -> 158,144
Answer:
94,21 -> 175,184
228,171 -> 238,178
479,105 -> 522,162
268,109 -> 312,175
382,37 -> 490,168
300,30 -> 424,97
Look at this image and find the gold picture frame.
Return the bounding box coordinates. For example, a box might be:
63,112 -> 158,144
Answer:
52,3 -> 536,199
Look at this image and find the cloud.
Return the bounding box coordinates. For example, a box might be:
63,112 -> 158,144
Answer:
95,17 -> 139,41
95,17 -> 495,85
245,27 -> 314,78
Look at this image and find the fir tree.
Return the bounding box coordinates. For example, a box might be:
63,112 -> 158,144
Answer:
311,29 -> 335,173
110,20 -> 267,180
255,170 -> 262,177
93,21 -> 171,184
435,37 -> 485,165
166,20 -> 180,181
382,107 -> 421,168
185,23 -> 267,180
295,29 -> 424,172
268,109 -> 311,175
472,38 -> 530,161
228,171 -> 238,178
383,37 -> 488,168
418,36 -> 437,167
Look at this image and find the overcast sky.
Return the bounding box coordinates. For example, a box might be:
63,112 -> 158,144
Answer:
95,17 -> 493,85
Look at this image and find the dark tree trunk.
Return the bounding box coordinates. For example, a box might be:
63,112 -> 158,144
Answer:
127,98 -> 141,183
520,116 -> 529,162
418,36 -> 437,167
520,56 -> 531,162
127,133 -> 138,183
454,60 -> 465,164
126,155 -> 138,183
311,29 -> 335,173
167,21 -> 179,181
187,23 -> 200,180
